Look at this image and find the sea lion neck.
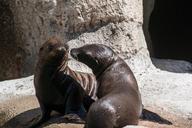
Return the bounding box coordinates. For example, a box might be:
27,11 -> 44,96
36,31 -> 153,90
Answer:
36,55 -> 68,81
94,57 -> 121,79
48,59 -> 69,80
94,59 -> 115,79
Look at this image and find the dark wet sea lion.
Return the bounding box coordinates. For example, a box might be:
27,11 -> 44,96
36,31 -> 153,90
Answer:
30,37 -> 97,128
71,44 -> 143,128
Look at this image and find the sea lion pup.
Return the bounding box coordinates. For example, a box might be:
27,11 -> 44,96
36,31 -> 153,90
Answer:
71,44 -> 143,128
30,37 -> 97,128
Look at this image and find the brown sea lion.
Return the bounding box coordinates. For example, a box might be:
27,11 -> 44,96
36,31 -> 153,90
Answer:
30,37 -> 97,128
71,44 -> 143,128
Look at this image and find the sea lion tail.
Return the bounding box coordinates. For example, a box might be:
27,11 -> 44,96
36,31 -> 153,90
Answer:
140,108 -> 172,125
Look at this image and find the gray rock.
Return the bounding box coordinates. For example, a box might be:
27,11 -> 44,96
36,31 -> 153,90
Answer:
0,0 -> 150,80
0,0 -> 60,80
123,126 -> 148,128
0,76 -> 34,103
137,67 -> 192,119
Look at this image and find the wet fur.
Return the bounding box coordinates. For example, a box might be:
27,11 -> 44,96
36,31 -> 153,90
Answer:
71,44 -> 172,127
71,44 -> 142,128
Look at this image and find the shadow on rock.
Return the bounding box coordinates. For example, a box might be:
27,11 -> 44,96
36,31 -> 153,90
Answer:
2,108 -> 85,128
141,109 -> 172,125
152,58 -> 192,73
2,108 -> 41,128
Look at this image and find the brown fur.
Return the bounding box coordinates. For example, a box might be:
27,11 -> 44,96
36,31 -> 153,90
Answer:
30,37 -> 97,128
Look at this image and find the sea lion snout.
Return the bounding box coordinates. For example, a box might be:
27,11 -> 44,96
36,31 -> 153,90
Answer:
56,46 -> 67,53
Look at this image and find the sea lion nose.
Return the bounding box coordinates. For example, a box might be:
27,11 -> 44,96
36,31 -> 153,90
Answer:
57,47 -> 66,52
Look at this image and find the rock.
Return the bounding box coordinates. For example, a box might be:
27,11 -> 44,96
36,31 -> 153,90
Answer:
0,95 -> 84,128
137,67 -> 192,119
0,0 -> 151,80
0,0 -> 63,80
123,126 -> 148,128
0,76 -> 34,103
0,96 -> 38,128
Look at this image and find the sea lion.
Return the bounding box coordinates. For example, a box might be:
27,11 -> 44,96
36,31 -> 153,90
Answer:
71,44 -> 143,128
30,37 -> 97,128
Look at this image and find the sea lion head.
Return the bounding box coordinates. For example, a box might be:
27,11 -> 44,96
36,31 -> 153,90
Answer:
70,44 -> 117,77
38,36 -> 69,67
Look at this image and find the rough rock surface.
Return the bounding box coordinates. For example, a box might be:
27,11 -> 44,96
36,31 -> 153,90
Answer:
0,0 -> 59,80
0,76 -> 34,103
0,0 -> 149,80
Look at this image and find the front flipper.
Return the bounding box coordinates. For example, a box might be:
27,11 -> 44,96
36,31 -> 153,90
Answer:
29,103 -> 52,128
54,73 -> 87,122
63,113 -> 85,124
64,84 -> 87,120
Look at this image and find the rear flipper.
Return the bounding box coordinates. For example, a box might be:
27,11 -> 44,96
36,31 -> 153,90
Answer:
140,108 -> 172,125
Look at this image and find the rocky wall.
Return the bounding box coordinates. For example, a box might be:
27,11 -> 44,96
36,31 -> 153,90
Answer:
0,0 -> 152,80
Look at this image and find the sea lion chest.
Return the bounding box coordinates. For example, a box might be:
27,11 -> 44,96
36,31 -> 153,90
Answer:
34,69 -> 66,105
96,62 -> 138,98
